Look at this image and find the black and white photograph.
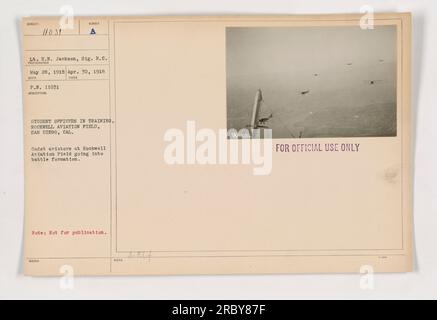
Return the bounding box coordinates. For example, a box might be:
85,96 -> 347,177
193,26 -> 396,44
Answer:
226,26 -> 397,138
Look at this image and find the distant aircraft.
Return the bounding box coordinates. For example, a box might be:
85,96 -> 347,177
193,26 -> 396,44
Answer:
364,80 -> 383,85
300,90 -> 310,95
258,113 -> 273,126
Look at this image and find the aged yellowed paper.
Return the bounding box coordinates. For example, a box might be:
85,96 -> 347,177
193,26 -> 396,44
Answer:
22,14 -> 412,276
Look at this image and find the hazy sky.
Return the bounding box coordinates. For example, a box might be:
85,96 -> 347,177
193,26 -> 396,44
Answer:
226,26 -> 396,78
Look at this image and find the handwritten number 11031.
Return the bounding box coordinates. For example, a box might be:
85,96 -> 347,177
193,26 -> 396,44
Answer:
42,28 -> 62,36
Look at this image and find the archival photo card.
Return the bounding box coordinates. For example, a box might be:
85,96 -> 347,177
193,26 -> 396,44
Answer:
22,14 -> 412,276
226,26 -> 397,138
